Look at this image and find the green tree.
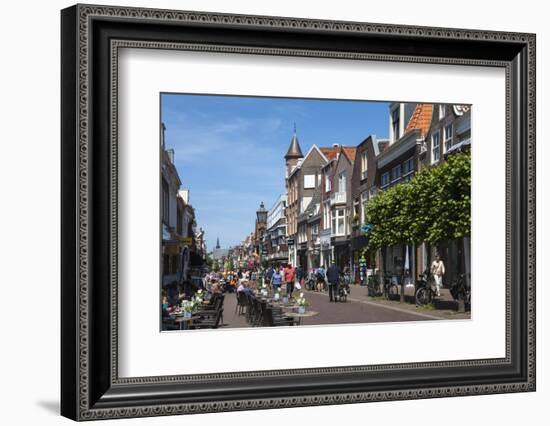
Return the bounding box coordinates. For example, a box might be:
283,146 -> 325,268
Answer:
365,151 -> 471,250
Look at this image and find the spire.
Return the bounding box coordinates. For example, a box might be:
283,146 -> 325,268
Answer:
285,123 -> 303,160
216,236 -> 220,249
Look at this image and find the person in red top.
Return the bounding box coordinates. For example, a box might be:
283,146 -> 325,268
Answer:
284,263 -> 296,297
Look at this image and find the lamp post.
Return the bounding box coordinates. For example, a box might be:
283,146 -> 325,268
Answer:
256,201 -> 267,288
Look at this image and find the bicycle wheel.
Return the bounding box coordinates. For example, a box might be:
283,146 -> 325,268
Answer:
415,287 -> 431,305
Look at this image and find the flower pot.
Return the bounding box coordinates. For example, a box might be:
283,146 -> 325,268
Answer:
184,311 -> 192,318
298,306 -> 306,314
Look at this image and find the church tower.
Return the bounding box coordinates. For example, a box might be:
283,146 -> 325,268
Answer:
215,236 -> 220,249
284,124 -> 304,177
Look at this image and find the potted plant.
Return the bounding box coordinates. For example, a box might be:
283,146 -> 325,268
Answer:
193,289 -> 204,305
181,300 -> 195,318
295,293 -> 308,314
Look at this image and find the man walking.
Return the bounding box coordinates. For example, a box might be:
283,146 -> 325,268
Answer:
430,254 -> 445,297
326,261 -> 340,302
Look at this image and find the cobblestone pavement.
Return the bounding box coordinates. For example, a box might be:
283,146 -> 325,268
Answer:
220,286 -> 469,329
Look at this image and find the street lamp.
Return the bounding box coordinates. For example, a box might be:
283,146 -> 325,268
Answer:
256,202 -> 267,287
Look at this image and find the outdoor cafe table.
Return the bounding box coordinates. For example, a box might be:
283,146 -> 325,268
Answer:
284,311 -> 319,325
174,314 -> 200,330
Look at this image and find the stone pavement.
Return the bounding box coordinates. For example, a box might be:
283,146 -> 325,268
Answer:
303,284 -> 471,321
219,285 -> 469,330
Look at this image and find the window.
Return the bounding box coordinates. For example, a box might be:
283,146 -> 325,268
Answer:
336,209 -> 346,235
439,104 -> 446,120
361,151 -> 368,180
304,174 -> 315,189
325,173 -> 331,192
380,172 -> 390,188
392,107 -> 400,141
360,192 -> 368,225
444,124 -> 453,152
431,131 -> 441,164
324,201 -> 331,230
311,224 -> 319,238
162,178 -> 170,225
402,157 -> 414,181
391,164 -> 401,182
338,172 -> 346,193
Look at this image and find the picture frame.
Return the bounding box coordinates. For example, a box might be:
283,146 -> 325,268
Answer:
60,3 -> 536,421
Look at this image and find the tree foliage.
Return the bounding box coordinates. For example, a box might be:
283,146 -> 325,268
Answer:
364,151 -> 471,251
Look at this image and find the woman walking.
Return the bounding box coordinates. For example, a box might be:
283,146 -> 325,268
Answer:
284,263 -> 296,298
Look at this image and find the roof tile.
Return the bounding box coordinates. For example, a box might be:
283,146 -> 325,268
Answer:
404,104 -> 434,139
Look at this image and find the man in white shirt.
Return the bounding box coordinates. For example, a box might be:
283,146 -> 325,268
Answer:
430,254 -> 445,297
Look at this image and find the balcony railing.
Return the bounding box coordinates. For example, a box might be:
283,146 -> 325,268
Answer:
330,191 -> 347,205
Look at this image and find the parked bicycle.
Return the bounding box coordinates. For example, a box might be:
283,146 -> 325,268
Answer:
450,273 -> 470,306
383,275 -> 400,300
367,274 -> 383,297
415,271 -> 437,306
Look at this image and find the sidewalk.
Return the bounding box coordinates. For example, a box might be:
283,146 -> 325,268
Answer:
304,284 -> 471,320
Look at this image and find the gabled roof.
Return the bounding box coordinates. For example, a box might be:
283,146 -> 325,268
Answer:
288,144 -> 328,178
342,147 -> 357,162
320,145 -> 357,162
403,104 -> 434,139
320,147 -> 339,161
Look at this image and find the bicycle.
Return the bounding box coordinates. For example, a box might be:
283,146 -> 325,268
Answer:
415,271 -> 437,306
383,275 -> 400,300
367,274 -> 383,297
450,273 -> 470,306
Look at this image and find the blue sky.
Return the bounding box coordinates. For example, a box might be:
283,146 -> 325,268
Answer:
161,94 -> 389,251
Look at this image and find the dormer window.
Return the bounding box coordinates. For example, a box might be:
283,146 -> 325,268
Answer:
361,151 -> 368,180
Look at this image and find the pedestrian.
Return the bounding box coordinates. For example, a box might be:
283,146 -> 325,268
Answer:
296,264 -> 305,288
264,265 -> 274,283
326,261 -> 341,302
315,265 -> 326,292
270,265 -> 283,292
284,263 -> 296,297
430,254 -> 445,297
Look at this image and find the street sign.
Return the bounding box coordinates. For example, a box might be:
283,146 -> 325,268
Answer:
177,236 -> 193,246
286,238 -> 295,246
